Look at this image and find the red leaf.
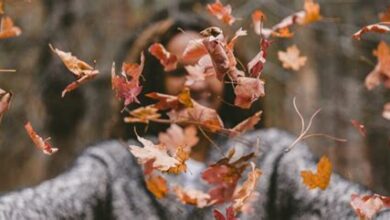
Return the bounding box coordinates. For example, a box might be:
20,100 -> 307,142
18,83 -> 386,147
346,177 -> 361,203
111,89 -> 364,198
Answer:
111,63 -> 142,107
148,43 -> 178,72
247,39 -> 271,77
25,122 -> 58,155
207,0 -> 236,26
213,206 -> 238,220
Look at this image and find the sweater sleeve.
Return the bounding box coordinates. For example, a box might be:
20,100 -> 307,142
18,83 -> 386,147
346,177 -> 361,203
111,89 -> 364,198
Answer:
0,140 -> 160,220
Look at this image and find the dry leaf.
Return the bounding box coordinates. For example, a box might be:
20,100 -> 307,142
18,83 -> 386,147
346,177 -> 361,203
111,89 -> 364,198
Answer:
49,44 -> 99,97
230,111 -> 262,137
182,39 -> 208,63
148,43 -> 178,72
122,52 -> 145,80
158,124 -> 199,153
353,23 -> 390,40
177,88 -> 194,108
234,77 -> 265,109
0,88 -> 11,122
124,105 -> 161,123
350,194 -> 390,219
145,175 -> 168,199
247,39 -> 271,77
271,27 -> 294,38
0,16 -> 22,39
25,122 -> 58,155
278,45 -> 307,71
301,155 -> 332,190
174,186 -> 211,208
207,0 -> 236,26
111,62 -> 142,107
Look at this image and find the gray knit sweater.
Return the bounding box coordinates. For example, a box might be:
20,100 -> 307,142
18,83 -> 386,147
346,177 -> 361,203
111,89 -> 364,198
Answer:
0,129 -> 388,220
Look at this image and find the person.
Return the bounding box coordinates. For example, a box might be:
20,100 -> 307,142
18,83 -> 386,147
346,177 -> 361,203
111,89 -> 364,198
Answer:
0,8 -> 389,220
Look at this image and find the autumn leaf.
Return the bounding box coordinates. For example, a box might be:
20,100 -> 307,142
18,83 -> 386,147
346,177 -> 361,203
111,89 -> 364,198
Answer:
0,88 -> 11,122
229,111 -> 262,137
351,120 -> 366,137
299,0 -> 322,25
232,162 -> 262,213
174,186 -> 211,208
49,44 -> 99,97
0,16 -> 22,39
252,10 -> 267,36
158,124 -> 199,153
247,39 -> 271,77
111,62 -> 142,107
278,45 -> 307,71
146,92 -> 182,110
365,41 -> 390,90
185,55 -> 215,86
203,35 -> 230,81
382,103 -> 390,120
182,39 -> 208,63
213,206 -> 237,220
353,23 -> 390,40
145,175 -> 168,199
123,105 -> 161,124
177,88 -> 194,108
148,43 -> 178,72
207,0 -> 236,26
234,77 -> 265,109
301,155 -> 332,190
121,52 -> 145,81
350,194 -> 390,219
24,122 -> 58,155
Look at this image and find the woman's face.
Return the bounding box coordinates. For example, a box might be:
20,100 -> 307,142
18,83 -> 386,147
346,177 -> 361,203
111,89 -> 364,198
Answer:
165,31 -> 224,109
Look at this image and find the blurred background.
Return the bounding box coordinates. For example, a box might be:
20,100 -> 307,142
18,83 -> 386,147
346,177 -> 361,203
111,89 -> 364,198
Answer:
0,0 -> 389,196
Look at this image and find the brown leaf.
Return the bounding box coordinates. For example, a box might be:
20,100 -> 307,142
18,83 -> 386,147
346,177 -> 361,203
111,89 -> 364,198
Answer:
25,122 -> 58,155
278,45 -> 307,71
158,124 -> 199,153
234,77 -> 265,109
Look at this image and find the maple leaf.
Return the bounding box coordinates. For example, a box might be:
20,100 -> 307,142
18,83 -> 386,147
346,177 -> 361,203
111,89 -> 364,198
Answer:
365,41 -> 390,90
232,162 -> 262,213
148,43 -> 178,72
207,0 -> 236,26
202,150 -> 255,204
49,44 -> 99,97
234,77 -> 265,109
299,0 -> 322,25
123,105 -> 161,124
158,124 -> 199,153
0,16 -> 22,39
24,122 -> 58,155
278,45 -> 307,71
351,120 -> 366,137
145,174 -> 168,199
229,111 -> 262,137
213,206 -> 237,220
353,23 -> 390,40
301,155 -> 332,190
252,10 -> 267,36
382,103 -> 390,120
350,194 -> 390,219
0,88 -> 11,122
111,62 -> 142,107
174,186 -> 211,208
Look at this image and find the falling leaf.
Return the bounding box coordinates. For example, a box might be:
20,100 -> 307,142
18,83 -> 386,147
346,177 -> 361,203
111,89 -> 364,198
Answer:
234,77 -> 265,109
213,206 -> 237,220
278,45 -> 307,71
229,111 -> 262,137
350,194 -> 390,219
121,52 -> 145,81
301,155 -> 332,190
271,27 -> 294,38
353,23 -> 390,40
351,120 -> 366,137
158,124 -> 199,153
146,92 -> 182,110
247,39 -> 271,77
185,55 -> 215,86
207,0 -> 236,26
203,35 -> 230,81
365,41 -> 390,90
124,105 -> 161,123
148,43 -> 178,72
0,16 -> 22,39
382,103 -> 390,120
145,175 -> 168,199
299,0 -> 322,25
111,62 -> 142,107
252,10 -> 267,35
24,122 -> 58,155
182,39 -> 208,63
174,186 -> 211,208
177,88 -> 194,108
49,44 -> 99,97
232,162 -> 262,213
0,88 -> 11,122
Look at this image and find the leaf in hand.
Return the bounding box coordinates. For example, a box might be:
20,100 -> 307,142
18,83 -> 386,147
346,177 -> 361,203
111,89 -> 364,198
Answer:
0,88 -> 11,122
148,43 -> 178,72
278,45 -> 307,71
301,155 -> 332,190
0,16 -> 21,39
24,122 -> 58,155
49,44 -> 99,97
207,0 -> 236,26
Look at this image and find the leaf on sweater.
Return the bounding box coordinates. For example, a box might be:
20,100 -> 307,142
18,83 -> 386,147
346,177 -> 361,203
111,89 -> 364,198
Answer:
0,16 -> 21,39
229,111 -> 262,137
158,124 -> 199,153
0,88 -> 11,122
207,0 -> 236,26
25,122 -> 58,155
148,43 -> 178,72
234,77 -> 265,109
111,62 -> 142,107
301,155 -> 332,190
353,23 -> 390,40
124,105 -> 161,124
350,194 -> 390,219
145,174 -> 168,199
213,206 -> 237,220
278,45 -> 307,71
351,120 -> 366,137
174,186 -> 211,208
49,44 -> 99,97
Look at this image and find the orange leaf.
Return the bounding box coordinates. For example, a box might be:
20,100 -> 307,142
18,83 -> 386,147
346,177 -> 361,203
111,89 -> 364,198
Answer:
145,175 -> 168,199
278,45 -> 307,71
177,88 -> 194,108
148,43 -> 178,72
0,16 -> 21,39
123,105 -> 161,124
365,41 -> 390,90
301,155 -> 332,190
207,0 -> 236,26
299,0 -> 322,25
24,122 -> 58,155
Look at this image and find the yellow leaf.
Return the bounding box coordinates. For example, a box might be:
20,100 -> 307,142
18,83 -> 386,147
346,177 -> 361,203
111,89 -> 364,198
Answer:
301,155 -> 332,190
